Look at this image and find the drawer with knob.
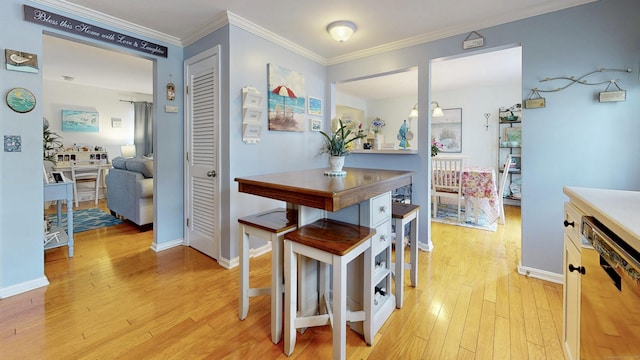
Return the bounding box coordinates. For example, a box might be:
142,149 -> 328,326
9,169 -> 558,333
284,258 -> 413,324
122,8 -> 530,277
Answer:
564,202 -> 583,248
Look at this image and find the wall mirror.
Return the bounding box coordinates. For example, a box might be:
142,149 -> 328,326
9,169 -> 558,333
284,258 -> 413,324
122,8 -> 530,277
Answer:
334,67 -> 418,152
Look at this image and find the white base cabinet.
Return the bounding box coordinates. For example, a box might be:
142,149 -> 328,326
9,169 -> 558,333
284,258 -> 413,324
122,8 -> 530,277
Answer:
562,202 -> 584,360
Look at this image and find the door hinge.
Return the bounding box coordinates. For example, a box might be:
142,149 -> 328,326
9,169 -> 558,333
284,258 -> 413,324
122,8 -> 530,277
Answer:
186,218 -> 190,227
186,152 -> 190,161
186,86 -> 189,95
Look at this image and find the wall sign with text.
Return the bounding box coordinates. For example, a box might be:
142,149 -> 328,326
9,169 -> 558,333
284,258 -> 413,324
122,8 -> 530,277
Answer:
23,5 -> 168,58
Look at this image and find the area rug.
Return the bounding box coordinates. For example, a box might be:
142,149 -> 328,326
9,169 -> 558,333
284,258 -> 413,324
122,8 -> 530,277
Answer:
431,203 -> 497,232
46,208 -> 123,233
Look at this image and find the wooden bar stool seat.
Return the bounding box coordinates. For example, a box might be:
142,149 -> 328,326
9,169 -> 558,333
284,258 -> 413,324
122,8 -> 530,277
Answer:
283,219 -> 376,360
238,208 -> 297,344
391,202 -> 420,308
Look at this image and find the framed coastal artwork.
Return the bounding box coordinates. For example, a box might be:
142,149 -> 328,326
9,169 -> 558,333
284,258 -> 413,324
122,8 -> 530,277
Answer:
432,108 -> 462,153
310,118 -> 322,131
6,87 -> 36,113
5,49 -> 39,73
62,110 -> 99,132
307,96 -> 322,115
267,64 -> 306,132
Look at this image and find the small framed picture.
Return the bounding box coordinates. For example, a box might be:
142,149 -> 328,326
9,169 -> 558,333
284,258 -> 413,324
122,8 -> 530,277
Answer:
310,118 -> 322,131
308,96 -> 322,116
167,83 -> 175,101
5,49 -> 39,73
51,171 -> 65,183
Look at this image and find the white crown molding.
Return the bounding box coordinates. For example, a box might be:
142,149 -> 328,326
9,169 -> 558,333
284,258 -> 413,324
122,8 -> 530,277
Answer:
31,0 -> 596,66
226,11 -> 327,65
326,0 -> 596,65
29,0 -> 182,46
180,11 -> 230,47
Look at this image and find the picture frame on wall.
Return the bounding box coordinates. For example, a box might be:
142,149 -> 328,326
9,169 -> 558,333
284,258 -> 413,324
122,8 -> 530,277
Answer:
310,118 -> 322,131
62,110 -> 99,132
308,96 -> 322,116
51,171 -> 66,183
432,108 -> 462,153
5,49 -> 39,73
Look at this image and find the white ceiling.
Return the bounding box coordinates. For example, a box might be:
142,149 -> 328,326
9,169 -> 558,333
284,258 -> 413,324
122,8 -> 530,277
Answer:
40,0 -> 581,95
43,34 -> 153,95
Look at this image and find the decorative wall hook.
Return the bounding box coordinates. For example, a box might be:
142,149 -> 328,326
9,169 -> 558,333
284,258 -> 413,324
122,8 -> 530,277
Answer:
536,68 -> 632,93
484,113 -> 491,131
599,80 -> 626,102
463,31 -> 484,50
528,67 -> 632,107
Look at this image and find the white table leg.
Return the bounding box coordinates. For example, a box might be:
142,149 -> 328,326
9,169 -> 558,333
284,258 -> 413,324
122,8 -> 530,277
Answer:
284,240 -> 297,356
271,232 -> 283,344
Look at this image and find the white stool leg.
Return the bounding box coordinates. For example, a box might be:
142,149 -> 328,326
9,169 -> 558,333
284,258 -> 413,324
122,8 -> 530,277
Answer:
332,254 -> 347,360
394,218 -> 406,309
271,232 -> 283,344
409,216 -> 418,287
239,224 -> 250,320
362,246 -> 373,346
284,240 -> 297,356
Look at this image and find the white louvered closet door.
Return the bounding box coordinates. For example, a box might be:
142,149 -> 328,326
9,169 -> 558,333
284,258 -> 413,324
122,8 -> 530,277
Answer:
184,47 -> 220,260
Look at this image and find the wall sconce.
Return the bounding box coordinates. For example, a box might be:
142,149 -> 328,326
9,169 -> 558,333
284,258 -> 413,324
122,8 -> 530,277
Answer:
408,104 -> 418,119
327,21 -> 357,42
431,101 -> 444,117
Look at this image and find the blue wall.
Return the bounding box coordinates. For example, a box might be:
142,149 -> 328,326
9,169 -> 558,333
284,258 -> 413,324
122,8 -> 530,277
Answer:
2,0 -> 639,296
329,0 -> 640,275
0,0 -> 183,296
186,24 -> 328,260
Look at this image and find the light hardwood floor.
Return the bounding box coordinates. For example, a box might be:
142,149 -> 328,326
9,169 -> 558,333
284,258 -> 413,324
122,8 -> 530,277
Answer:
0,202 -> 563,359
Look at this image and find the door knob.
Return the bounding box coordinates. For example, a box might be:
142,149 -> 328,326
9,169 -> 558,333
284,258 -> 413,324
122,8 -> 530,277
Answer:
568,264 -> 585,275
207,170 -> 216,177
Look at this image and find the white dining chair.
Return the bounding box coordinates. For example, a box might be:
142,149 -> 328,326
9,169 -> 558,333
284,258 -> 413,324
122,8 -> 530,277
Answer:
70,160 -> 102,207
431,156 -> 465,222
498,154 -> 518,224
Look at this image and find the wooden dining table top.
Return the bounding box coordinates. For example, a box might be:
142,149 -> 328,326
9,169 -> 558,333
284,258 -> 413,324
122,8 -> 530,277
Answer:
235,167 -> 414,212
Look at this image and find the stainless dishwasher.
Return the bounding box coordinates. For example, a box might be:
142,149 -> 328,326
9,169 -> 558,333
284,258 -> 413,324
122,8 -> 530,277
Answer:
578,216 -> 640,358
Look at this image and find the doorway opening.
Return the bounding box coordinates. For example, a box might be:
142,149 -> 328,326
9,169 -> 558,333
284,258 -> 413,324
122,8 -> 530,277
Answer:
42,33 -> 155,236
429,45 -> 522,234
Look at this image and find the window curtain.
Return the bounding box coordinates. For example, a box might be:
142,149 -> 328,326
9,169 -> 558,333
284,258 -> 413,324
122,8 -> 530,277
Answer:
133,101 -> 153,157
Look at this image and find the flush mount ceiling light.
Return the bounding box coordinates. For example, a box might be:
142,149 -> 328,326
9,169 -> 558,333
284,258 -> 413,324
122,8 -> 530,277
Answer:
327,20 -> 357,42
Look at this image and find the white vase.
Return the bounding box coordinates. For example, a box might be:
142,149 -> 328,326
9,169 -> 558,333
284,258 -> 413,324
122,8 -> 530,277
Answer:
374,134 -> 384,150
328,155 -> 345,172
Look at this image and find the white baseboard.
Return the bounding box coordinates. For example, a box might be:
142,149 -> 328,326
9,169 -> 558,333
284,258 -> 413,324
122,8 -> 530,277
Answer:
517,263 -> 563,284
0,276 -> 49,299
217,256 -> 235,269
418,240 -> 434,252
150,238 -> 184,252
251,243 -> 272,258
220,243 -> 272,269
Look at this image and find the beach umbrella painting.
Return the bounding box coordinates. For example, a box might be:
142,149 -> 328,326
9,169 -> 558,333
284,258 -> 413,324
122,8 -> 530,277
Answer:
272,85 -> 297,98
268,63 -> 305,132
272,85 -> 297,121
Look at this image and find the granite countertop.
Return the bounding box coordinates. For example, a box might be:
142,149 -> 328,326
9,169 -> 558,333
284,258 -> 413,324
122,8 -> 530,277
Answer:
563,186 -> 640,252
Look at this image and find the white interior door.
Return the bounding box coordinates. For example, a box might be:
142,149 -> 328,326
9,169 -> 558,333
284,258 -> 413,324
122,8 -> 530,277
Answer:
184,46 -> 220,260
